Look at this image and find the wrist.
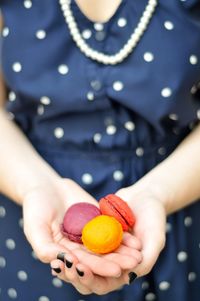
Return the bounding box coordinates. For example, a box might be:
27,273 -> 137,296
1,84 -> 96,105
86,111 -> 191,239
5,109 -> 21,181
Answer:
17,172 -> 61,205
129,177 -> 174,215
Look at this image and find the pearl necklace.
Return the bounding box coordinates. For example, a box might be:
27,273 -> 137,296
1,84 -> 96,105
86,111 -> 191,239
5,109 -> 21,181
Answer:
59,0 -> 158,65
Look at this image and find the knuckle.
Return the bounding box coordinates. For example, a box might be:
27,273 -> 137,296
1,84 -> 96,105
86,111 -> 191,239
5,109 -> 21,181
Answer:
67,274 -> 77,282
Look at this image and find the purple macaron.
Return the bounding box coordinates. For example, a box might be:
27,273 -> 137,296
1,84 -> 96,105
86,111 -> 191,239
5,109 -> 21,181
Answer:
61,202 -> 101,243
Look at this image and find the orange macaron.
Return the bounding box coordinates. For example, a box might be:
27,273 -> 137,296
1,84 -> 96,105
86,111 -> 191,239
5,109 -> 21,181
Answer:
82,215 -> 123,254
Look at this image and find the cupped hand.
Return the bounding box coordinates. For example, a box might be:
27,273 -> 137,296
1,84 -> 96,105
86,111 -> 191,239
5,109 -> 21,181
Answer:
49,184 -> 166,295
22,178 -> 142,279
115,185 -> 167,277
50,231 -> 141,295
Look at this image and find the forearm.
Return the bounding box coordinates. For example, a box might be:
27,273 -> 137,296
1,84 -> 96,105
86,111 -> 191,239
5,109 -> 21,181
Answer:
132,123 -> 200,215
0,109 -> 60,205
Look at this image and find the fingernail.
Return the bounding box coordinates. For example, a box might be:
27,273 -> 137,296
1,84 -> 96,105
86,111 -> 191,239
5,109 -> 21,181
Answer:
76,268 -> 84,277
128,272 -> 137,284
52,267 -> 61,274
57,252 -> 66,263
66,259 -> 73,268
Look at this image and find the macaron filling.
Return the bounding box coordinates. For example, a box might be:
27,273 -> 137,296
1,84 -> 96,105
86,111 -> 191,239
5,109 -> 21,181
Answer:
61,224 -> 83,243
105,197 -> 131,228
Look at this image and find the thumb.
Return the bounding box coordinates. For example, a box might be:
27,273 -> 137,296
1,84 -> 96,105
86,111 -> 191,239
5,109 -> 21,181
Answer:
129,230 -> 166,278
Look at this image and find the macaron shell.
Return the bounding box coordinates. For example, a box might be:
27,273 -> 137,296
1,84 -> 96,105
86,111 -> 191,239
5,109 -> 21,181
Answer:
61,224 -> 82,243
62,203 -> 101,243
82,215 -> 123,254
99,194 -> 135,231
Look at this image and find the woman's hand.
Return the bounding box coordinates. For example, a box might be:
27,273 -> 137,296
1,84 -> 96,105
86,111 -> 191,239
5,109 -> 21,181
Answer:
49,183 -> 166,295
22,178 -> 142,279
115,185 -> 167,277
50,231 -> 141,295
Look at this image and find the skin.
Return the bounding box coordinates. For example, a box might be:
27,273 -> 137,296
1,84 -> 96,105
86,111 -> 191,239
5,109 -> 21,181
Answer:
74,0 -> 122,23
0,4 -> 200,295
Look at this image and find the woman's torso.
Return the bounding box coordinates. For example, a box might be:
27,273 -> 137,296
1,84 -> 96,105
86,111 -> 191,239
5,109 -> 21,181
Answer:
0,0 -> 200,155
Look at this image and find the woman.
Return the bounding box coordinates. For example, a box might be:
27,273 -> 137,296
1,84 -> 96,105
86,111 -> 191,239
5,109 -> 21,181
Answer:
0,0 -> 200,300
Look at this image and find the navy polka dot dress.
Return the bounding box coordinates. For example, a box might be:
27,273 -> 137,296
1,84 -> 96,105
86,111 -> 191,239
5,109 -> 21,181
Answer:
0,0 -> 200,300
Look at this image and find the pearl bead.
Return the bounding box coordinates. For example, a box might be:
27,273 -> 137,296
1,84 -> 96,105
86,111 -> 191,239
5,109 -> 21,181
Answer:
80,43 -> 88,52
146,4 -> 154,13
102,56 -> 110,64
140,15 -> 149,26
90,51 -> 99,60
96,53 -> 105,62
109,57 -> 117,65
150,0 -> 157,5
74,33 -> 82,42
76,39 -> 85,48
67,15 -> 73,23
68,22 -> 77,30
63,10 -> 71,17
123,44 -> 133,53
132,33 -> 140,43
70,27 -> 79,36
134,27 -> 142,36
84,48 -> 93,57
143,10 -> 152,18
61,3 -> 69,10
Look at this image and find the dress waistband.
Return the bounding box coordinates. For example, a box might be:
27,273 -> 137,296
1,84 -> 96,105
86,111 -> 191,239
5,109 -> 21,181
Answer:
29,131 -> 187,159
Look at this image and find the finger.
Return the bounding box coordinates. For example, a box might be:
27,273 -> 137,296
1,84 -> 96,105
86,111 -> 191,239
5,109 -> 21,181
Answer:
102,244 -> 142,271
75,262 -> 95,288
50,251 -> 76,282
133,231 -> 165,277
56,268 -> 92,295
72,248 -> 121,278
76,264 -> 129,295
111,244 -> 143,262
82,271 -> 126,295
122,232 -> 142,250
51,251 -> 79,281
103,253 -> 141,270
71,283 -> 92,295
61,253 -> 92,295
51,260 -> 71,282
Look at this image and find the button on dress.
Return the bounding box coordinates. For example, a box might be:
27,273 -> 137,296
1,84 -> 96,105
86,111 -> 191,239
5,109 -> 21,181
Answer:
0,0 -> 200,300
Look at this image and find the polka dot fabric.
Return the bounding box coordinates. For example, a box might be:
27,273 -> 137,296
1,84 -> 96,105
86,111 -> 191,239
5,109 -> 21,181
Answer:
0,0 -> 200,300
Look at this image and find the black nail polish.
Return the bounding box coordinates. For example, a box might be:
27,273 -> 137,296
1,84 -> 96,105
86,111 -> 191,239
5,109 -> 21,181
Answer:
76,268 -> 84,277
52,267 -> 61,274
57,252 -> 66,263
128,272 -> 137,284
66,260 -> 73,268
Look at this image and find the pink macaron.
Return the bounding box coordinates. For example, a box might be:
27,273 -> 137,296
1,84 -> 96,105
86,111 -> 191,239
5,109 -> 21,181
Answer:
61,202 -> 101,243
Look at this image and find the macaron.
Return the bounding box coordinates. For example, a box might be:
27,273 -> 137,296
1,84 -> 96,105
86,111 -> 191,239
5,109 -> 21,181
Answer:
62,202 -> 101,243
99,194 -> 135,231
82,215 -> 123,254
